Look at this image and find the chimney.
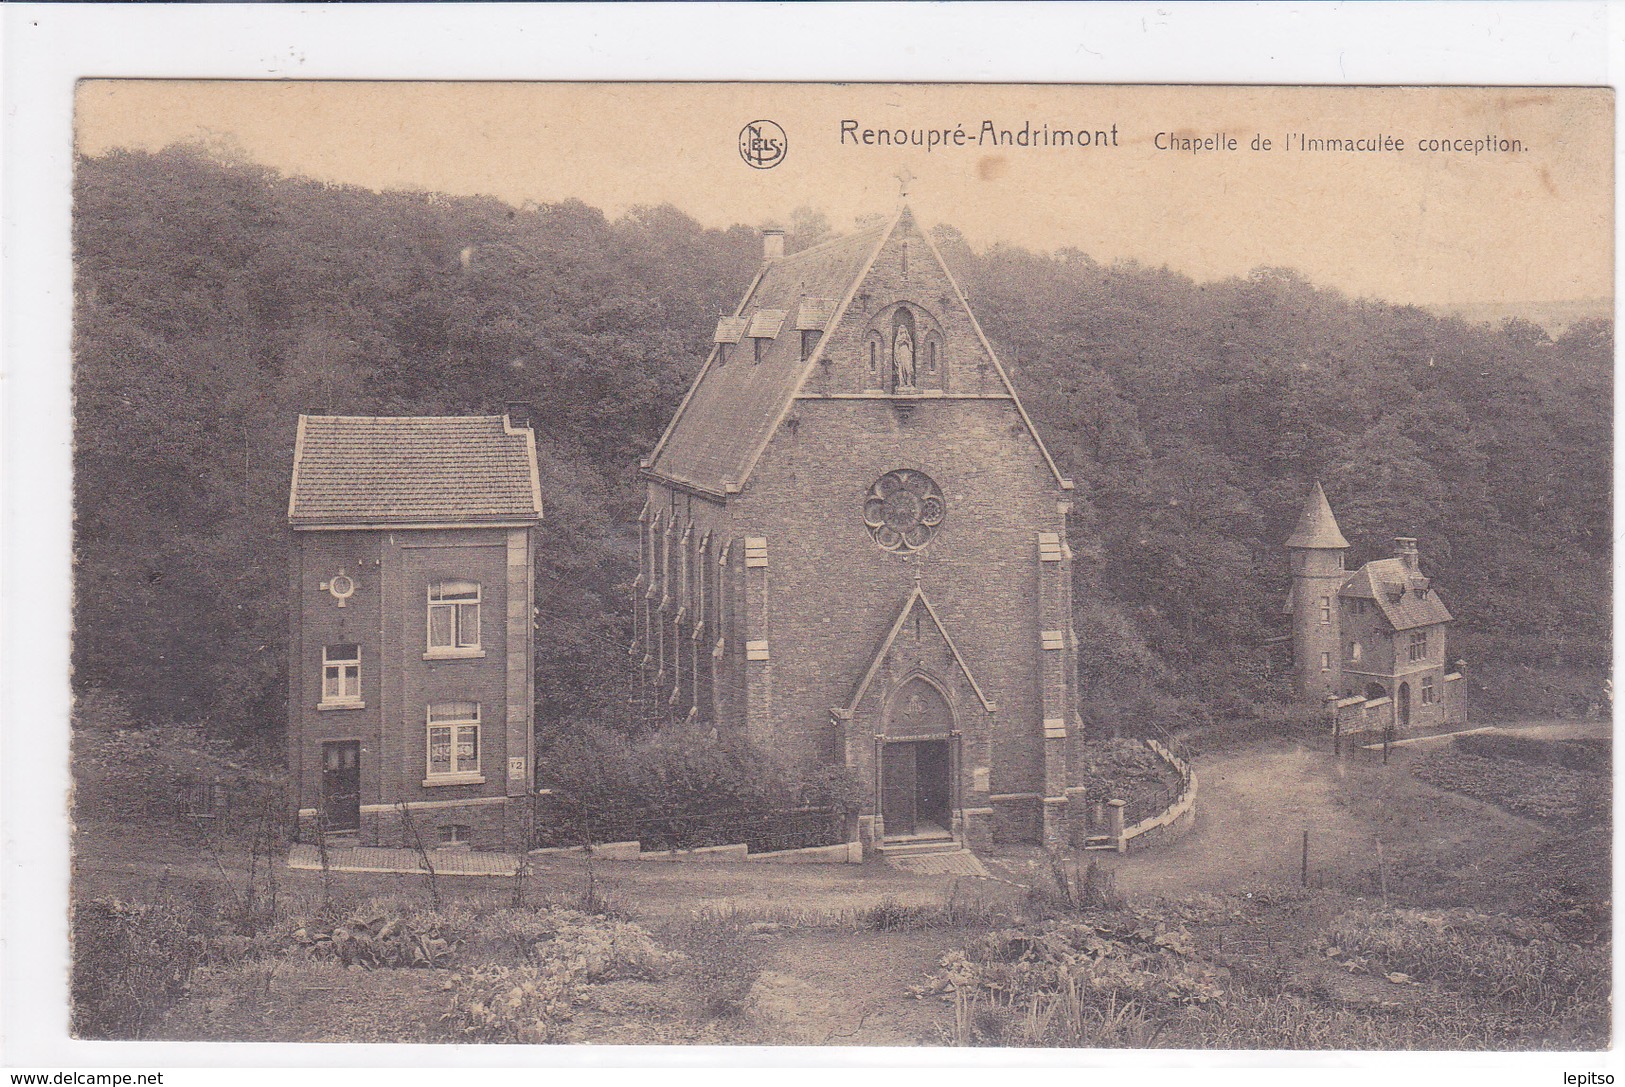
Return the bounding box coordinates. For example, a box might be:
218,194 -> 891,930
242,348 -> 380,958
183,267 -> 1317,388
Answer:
762,228 -> 786,262
504,400 -> 533,431
1394,537 -> 1419,572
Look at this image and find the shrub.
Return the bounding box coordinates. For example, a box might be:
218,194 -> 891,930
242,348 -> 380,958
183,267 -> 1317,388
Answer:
286,909 -> 457,969
917,915 -> 1222,1046
1027,853 -> 1124,917
443,963 -> 582,1043
535,721 -> 858,850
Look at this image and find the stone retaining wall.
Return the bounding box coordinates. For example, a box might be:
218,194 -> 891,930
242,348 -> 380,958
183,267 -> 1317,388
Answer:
1118,738 -> 1198,852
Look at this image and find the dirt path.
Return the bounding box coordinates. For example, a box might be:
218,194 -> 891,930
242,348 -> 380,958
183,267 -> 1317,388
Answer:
1015,737 -> 1549,901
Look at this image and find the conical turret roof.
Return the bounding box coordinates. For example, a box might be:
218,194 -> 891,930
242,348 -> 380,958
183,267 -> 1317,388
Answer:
1285,481 -> 1349,550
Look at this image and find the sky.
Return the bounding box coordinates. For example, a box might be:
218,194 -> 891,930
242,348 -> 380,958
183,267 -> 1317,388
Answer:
75,81 -> 1613,309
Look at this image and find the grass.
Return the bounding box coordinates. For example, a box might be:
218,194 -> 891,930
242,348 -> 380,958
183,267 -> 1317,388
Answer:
70,724 -> 1612,1048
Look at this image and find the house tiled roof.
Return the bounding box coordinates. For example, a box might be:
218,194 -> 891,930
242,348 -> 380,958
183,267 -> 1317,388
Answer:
288,415 -> 543,527
1339,558 -> 1453,631
646,222 -> 891,494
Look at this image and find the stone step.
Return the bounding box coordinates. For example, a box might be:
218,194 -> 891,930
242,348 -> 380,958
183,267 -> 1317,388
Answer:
877,836 -> 961,857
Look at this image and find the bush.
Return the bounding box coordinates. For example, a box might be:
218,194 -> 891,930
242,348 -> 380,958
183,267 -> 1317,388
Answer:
72,897 -> 204,1038
534,721 -> 860,850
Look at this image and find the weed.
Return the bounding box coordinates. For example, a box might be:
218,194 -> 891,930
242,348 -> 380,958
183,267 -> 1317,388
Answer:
71,896 -> 205,1038
666,908 -> 766,1019
1027,852 -> 1124,916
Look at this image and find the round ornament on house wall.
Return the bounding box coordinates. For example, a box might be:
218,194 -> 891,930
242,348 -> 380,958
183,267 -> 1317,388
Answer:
863,469 -> 945,553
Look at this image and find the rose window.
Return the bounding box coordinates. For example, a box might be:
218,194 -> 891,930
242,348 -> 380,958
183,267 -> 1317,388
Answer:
863,470 -> 946,553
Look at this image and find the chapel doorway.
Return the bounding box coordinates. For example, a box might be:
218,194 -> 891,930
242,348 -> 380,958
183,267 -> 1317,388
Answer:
321,740 -> 361,833
881,739 -> 953,840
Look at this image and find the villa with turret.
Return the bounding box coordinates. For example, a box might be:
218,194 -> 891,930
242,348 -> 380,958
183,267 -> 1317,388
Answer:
1285,482 -> 1467,735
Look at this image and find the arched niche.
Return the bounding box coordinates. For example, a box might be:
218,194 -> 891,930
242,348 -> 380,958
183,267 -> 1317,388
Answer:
862,302 -> 947,393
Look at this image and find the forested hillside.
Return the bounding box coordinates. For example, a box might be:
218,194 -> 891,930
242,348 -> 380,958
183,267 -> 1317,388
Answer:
72,146 -> 1611,742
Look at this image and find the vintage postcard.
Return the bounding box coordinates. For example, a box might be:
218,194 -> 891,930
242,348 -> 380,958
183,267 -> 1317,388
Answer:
50,75 -> 1614,1060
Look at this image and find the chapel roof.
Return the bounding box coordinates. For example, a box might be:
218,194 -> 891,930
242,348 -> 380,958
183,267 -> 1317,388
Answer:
644,207 -> 1068,496
645,222 -> 888,494
288,414 -> 543,528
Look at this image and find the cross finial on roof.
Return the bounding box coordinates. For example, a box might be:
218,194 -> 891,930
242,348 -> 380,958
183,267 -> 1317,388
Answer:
894,166 -> 916,203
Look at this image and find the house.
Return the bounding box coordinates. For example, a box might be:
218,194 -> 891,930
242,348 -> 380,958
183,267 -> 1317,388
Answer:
286,410 -> 543,850
1285,482 -> 1466,734
633,208 -> 1086,849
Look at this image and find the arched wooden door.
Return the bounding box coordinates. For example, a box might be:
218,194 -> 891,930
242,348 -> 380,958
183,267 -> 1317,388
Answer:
880,676 -> 956,839
1397,682 -> 1411,732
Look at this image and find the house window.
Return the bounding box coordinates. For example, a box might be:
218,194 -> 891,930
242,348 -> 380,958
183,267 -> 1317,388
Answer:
427,580 -> 481,653
1422,674 -> 1436,704
438,824 -> 472,847
801,329 -> 819,361
926,340 -> 939,374
1320,651 -> 1332,671
426,701 -> 480,779
1319,596 -> 1332,624
321,643 -> 361,705
1350,641 -> 1362,663
1408,630 -> 1429,662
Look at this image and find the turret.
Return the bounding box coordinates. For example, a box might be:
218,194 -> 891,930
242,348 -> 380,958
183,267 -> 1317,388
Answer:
1286,482 -> 1349,700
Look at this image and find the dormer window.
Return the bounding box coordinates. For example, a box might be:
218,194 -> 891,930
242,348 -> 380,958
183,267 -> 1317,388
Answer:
746,309 -> 786,365
794,299 -> 835,363
713,316 -> 748,368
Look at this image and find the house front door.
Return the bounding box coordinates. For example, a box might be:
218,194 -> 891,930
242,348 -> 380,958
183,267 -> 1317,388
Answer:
321,741 -> 361,832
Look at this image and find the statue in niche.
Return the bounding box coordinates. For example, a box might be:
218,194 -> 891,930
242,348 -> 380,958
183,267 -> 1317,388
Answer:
893,325 -> 916,389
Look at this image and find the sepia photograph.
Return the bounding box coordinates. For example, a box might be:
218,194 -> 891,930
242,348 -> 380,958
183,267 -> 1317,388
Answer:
53,77 -> 1613,1054
0,4 -> 1606,1068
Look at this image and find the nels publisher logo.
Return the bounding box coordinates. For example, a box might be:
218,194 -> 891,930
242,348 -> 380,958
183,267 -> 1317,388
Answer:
739,120 -> 788,169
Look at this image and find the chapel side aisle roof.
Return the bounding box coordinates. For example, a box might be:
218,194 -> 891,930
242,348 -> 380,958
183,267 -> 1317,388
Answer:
645,222 -> 892,495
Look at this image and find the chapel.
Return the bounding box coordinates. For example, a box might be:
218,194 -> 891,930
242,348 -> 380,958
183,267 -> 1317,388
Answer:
634,208 -> 1087,848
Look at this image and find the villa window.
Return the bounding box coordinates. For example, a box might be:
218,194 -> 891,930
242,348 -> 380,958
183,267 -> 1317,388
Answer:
1319,596 -> 1332,624
427,579 -> 481,655
1422,674 -> 1436,704
1320,651 -> 1332,671
320,644 -> 362,707
1408,630 -> 1429,662
426,701 -> 481,781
